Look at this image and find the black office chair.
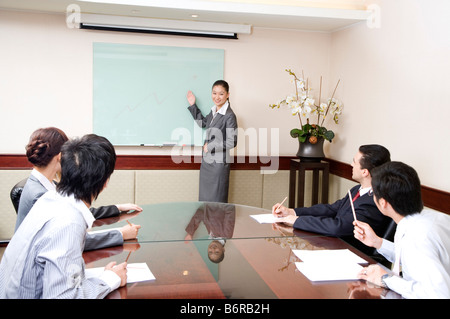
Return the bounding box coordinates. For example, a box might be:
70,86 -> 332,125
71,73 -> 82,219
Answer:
370,219 -> 397,268
10,178 -> 28,214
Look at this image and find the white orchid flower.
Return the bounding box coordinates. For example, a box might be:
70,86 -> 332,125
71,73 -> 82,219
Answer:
289,101 -> 301,115
286,94 -> 296,104
319,102 -> 327,114
304,97 -> 315,108
296,79 -> 305,90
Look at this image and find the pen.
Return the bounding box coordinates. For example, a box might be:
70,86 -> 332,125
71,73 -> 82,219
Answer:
125,250 -> 132,263
276,196 -> 288,212
126,220 -> 132,226
348,190 -> 358,221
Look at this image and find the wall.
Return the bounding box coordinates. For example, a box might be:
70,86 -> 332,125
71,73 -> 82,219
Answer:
1,1 -> 449,194
0,9 -> 331,160
328,0 -> 450,192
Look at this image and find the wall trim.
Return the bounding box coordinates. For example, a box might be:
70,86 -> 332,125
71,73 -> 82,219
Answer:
1,154 -> 448,214
323,158 -> 450,214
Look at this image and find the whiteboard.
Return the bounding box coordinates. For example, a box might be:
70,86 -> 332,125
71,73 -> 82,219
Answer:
93,42 -> 224,146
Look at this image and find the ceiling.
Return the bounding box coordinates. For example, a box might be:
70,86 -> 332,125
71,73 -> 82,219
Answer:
0,0 -> 371,32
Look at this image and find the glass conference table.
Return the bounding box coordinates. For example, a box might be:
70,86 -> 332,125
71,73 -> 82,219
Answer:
84,201 -> 397,299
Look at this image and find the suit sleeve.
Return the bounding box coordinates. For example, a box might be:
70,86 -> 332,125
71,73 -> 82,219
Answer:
292,186 -> 381,237
292,198 -> 354,237
293,195 -> 387,237
185,208 -> 204,236
89,205 -> 120,220
187,103 -> 208,128
84,230 -> 124,251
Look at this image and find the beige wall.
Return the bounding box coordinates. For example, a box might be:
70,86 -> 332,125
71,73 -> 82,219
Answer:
1,0 -> 450,192
0,9 -> 330,159
328,0 -> 450,191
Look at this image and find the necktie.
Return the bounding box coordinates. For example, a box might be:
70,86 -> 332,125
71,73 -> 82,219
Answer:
352,190 -> 360,202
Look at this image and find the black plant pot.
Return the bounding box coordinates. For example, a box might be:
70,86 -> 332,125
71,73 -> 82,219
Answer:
296,137 -> 325,162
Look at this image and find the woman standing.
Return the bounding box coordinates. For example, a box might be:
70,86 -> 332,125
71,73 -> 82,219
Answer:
186,80 -> 238,203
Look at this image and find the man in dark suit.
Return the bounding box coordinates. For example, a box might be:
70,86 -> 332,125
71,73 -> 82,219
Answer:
272,144 -> 391,254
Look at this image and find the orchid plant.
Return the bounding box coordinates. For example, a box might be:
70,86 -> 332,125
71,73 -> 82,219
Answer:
269,69 -> 343,144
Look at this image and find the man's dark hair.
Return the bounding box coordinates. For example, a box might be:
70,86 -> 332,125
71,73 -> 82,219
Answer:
371,161 -> 423,216
57,134 -> 116,205
359,144 -> 391,175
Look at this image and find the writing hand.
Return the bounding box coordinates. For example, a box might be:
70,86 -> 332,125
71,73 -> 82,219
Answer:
120,223 -> 141,240
272,204 -> 294,217
105,261 -> 128,287
274,215 -> 298,226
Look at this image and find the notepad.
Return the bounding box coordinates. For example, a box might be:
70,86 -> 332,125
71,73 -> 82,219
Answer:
86,262 -> 156,283
293,249 -> 368,265
293,249 -> 368,282
295,261 -> 363,281
250,213 -> 282,224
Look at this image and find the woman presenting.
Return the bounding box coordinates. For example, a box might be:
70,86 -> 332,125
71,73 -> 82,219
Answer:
186,80 -> 238,203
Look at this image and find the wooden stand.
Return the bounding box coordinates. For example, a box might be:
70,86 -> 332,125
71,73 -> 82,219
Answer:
289,159 -> 329,208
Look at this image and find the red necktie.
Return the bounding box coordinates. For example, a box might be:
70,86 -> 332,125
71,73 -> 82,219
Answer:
352,191 -> 360,202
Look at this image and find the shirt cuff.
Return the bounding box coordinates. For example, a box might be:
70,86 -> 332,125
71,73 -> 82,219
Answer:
100,270 -> 122,291
377,239 -> 395,263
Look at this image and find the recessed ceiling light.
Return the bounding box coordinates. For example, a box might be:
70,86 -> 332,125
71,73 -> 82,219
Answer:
191,14 -> 199,18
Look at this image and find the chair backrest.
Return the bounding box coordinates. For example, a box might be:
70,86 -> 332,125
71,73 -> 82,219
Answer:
382,219 -> 397,242
369,219 -> 397,268
10,178 -> 28,214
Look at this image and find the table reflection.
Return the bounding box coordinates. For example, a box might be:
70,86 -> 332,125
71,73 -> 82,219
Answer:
91,201 -> 325,243
184,203 -> 235,263
83,201 -> 402,299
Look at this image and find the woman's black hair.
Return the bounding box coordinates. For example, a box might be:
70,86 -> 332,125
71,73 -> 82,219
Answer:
212,80 -> 229,92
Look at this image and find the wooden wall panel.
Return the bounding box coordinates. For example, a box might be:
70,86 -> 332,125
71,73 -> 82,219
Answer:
1,154 -> 448,214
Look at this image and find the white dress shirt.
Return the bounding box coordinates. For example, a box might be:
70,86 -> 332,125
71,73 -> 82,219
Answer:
31,168 -> 56,191
0,191 -> 121,298
358,186 -> 372,197
210,100 -> 229,125
377,209 -> 450,298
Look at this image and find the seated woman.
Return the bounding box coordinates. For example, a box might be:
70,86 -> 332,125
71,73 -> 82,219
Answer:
15,127 -> 142,250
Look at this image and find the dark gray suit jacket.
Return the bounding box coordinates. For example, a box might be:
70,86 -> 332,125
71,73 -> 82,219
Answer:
188,103 -> 238,163
188,103 -> 238,202
15,175 -> 123,251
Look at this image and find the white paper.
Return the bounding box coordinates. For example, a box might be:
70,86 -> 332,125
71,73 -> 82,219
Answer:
250,213 -> 282,224
86,262 -> 156,283
295,261 -> 363,281
293,249 -> 368,265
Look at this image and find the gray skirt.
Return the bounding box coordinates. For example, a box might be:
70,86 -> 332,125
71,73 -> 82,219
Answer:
199,159 -> 230,203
